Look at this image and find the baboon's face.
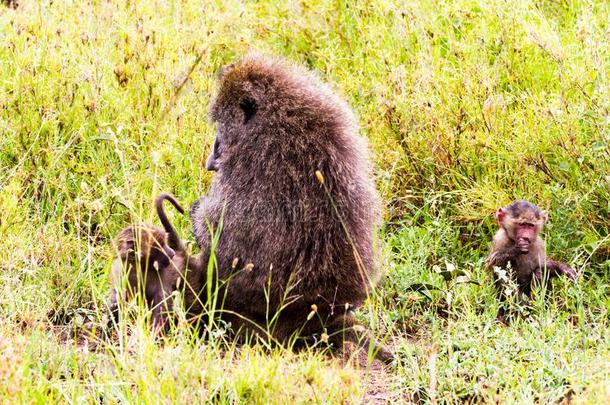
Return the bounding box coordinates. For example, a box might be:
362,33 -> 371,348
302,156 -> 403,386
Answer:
207,63 -> 262,173
496,201 -> 547,254
206,98 -> 257,173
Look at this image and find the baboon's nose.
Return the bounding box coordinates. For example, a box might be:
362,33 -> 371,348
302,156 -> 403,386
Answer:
206,154 -> 218,171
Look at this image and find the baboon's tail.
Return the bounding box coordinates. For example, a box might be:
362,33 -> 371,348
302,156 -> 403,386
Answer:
155,192 -> 185,249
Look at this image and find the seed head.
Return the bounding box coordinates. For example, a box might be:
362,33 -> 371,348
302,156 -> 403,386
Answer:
315,170 -> 324,184
151,150 -> 161,165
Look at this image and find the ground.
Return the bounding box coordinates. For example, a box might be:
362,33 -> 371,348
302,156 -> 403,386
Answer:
0,0 -> 609,403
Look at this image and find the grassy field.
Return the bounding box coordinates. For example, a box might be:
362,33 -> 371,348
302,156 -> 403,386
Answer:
1,0 -> 609,402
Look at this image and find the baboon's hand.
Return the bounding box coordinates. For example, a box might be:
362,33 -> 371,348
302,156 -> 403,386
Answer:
511,244 -> 528,255
547,260 -> 578,281
560,264 -> 577,280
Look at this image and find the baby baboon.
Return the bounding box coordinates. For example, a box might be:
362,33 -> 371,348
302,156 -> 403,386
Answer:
107,222 -> 176,329
485,200 -> 577,320
108,193 -> 204,329
190,54 -> 391,362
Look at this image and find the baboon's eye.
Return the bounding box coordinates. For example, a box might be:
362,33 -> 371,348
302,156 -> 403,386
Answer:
239,97 -> 257,123
206,135 -> 222,172
213,137 -> 221,157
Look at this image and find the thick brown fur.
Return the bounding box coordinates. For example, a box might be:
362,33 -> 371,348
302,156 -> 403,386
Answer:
190,54 -> 391,362
485,200 -> 577,321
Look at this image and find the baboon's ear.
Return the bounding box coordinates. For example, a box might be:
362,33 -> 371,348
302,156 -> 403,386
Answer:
495,208 -> 506,224
540,210 -> 548,223
239,96 -> 257,123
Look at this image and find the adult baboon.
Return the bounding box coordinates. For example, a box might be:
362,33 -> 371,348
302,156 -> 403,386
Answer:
190,54 -> 391,362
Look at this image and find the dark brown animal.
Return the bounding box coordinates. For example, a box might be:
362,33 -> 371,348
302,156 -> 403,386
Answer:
108,193 -> 204,329
485,200 -> 577,321
107,222 -> 176,329
1,0 -> 19,9
190,54 -> 392,362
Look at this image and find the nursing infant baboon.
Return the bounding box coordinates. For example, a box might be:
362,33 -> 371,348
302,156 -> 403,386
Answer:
190,54 -> 392,362
107,221 -> 174,329
485,200 -> 577,321
108,193 -> 204,329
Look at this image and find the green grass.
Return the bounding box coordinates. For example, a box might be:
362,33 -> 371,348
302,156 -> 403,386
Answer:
1,0 -> 609,402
